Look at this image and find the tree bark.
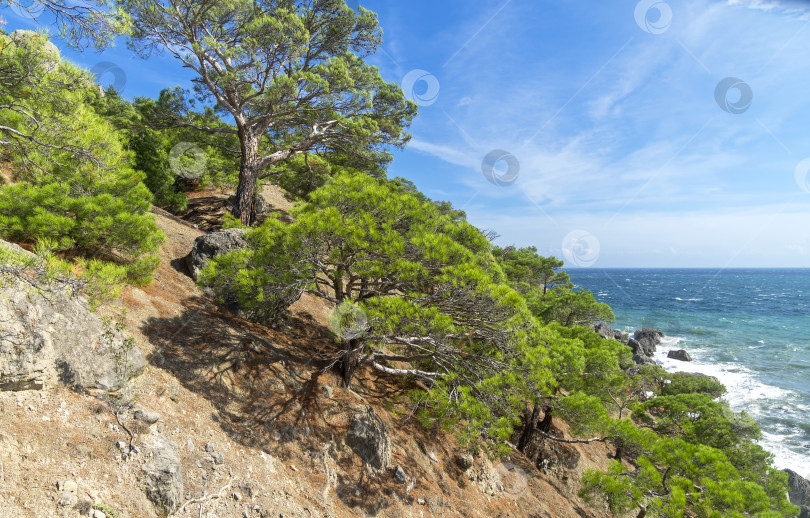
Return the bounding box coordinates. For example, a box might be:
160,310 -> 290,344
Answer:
233,128 -> 261,226
538,406 -> 553,433
340,337 -> 362,387
517,403 -> 542,453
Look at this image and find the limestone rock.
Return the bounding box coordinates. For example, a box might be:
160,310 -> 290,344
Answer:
455,453 -> 474,471
613,330 -> 630,343
345,406 -> 392,470
185,228 -> 247,281
634,329 -> 664,356
593,322 -> 614,340
0,259 -> 145,392
9,30 -> 61,72
785,469 -> 810,508
632,353 -> 656,366
394,465 -> 407,483
466,455 -> 503,496
142,434 -> 184,517
133,409 -> 160,424
667,349 -> 692,362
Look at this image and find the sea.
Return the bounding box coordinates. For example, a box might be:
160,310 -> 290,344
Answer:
567,268 -> 810,479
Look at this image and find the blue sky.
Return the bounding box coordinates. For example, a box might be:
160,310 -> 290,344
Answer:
6,0 -> 810,267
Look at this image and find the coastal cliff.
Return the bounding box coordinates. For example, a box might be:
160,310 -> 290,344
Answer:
0,197 -> 621,518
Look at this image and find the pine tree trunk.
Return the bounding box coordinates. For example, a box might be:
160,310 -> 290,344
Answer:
538,406 -> 553,433
341,337 -> 362,387
518,403 -> 542,453
233,129 -> 261,226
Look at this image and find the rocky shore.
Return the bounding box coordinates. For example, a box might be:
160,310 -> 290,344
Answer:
593,321 -> 810,518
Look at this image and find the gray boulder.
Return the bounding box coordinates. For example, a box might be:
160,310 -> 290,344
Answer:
345,406 -> 392,470
667,349 -> 692,362
634,329 -> 663,356
801,506 -> 810,518
785,469 -> 810,508
0,262 -> 145,392
593,322 -> 614,340
633,353 -> 656,366
613,330 -> 630,344
185,228 -> 247,281
143,434 -> 184,517
627,339 -> 643,355
456,453 -> 474,471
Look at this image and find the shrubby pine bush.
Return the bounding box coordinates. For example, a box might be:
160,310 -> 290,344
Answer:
0,31 -> 163,284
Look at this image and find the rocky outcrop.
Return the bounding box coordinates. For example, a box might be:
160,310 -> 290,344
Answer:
345,406 -> 392,470
9,30 -> 61,73
667,349 -> 692,362
143,433 -> 184,517
613,329 -> 630,344
0,251 -> 145,392
593,322 -> 614,340
785,469 -> 810,509
185,228 -> 247,281
632,353 -> 656,366
634,328 -> 663,356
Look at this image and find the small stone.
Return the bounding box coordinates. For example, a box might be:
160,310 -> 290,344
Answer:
27,404 -> 35,411
115,441 -> 128,453
186,439 -> 195,451
42,416 -> 50,422
211,451 -> 225,465
321,385 -> 334,399
58,492 -> 77,507
289,465 -> 297,472
428,452 -> 438,463
232,492 -> 242,502
133,410 -> 160,424
195,460 -> 203,468
417,498 -> 426,505
394,465 -> 407,483
455,453 -> 474,471
91,510 -> 106,518
204,442 -> 215,453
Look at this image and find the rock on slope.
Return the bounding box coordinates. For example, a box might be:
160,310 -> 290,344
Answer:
0,195 -> 616,518
0,240 -> 145,392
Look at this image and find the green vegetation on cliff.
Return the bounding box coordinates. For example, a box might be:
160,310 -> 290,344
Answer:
0,2 -> 799,516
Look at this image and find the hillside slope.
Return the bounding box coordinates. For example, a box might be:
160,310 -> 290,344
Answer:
0,187 -> 618,518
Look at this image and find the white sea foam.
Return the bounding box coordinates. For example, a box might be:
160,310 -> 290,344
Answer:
652,339 -> 808,474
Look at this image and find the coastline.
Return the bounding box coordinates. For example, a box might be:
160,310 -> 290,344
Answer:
619,325 -> 810,480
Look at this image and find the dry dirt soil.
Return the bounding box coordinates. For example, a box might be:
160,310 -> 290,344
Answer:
0,185 -> 622,518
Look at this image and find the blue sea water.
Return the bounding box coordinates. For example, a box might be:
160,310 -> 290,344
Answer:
567,268 -> 810,478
